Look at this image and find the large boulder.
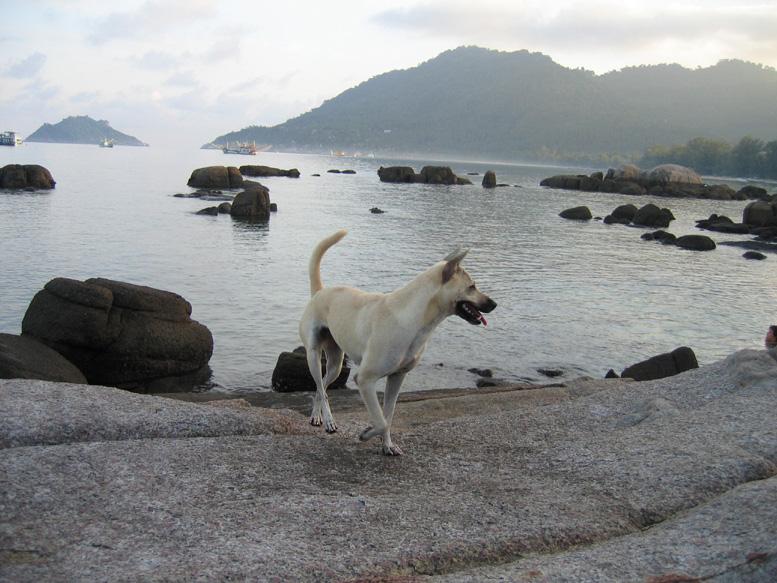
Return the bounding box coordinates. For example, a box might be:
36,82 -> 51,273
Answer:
378,166 -> 418,183
482,171 -> 497,189
621,346 -> 698,381
271,348 -> 350,392
644,164 -> 703,186
0,164 -> 56,189
632,203 -> 675,228
743,200 -> 777,228
187,166 -> 243,189
612,204 -> 638,222
230,185 -> 271,220
736,185 -> 768,200
378,165 -> 470,185
239,166 -> 300,178
540,175 -> 582,190
559,206 -> 592,220
21,278 -> 213,391
606,164 -> 641,181
0,333 -> 86,384
675,235 -> 716,251
419,166 -> 458,185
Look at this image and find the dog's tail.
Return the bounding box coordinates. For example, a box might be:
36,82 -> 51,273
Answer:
309,229 -> 347,296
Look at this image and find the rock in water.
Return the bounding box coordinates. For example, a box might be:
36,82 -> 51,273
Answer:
559,206 -> 592,220
271,349 -> 350,392
482,171 -> 497,188
230,185 -> 271,220
621,346 -> 698,381
0,333 -> 86,384
21,278 -> 213,391
0,164 -> 56,189
187,166 -> 243,189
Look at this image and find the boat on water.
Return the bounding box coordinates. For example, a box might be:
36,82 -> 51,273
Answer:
222,141 -> 270,155
99,138 -> 115,148
1,130 -> 21,146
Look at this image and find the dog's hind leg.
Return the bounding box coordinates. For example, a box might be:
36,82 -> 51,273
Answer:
380,372 -> 407,456
318,340 -> 344,433
305,345 -> 325,428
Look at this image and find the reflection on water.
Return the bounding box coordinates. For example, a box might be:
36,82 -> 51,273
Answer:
1,143 -> 774,392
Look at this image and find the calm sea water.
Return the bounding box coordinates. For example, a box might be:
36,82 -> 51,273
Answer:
1,143 -> 774,392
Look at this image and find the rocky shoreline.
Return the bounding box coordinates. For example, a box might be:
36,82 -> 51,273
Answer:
2,349 -> 776,581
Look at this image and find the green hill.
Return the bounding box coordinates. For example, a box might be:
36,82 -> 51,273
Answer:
208,46 -> 777,163
26,116 -> 148,146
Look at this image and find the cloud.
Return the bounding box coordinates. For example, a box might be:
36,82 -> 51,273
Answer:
372,1 -> 777,69
133,50 -> 184,70
88,0 -> 216,44
164,70 -> 200,87
3,52 -> 47,78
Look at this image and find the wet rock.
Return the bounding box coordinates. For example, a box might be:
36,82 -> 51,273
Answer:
0,333 -> 86,384
482,171 -> 497,189
675,235 -> 716,251
737,185 -> 768,200
621,346 -> 698,381
559,206 -> 592,220
468,368 -> 493,378
632,204 -> 675,228
230,185 -> 271,220
641,230 -> 676,243
21,278 -> 213,391
743,200 -> 777,228
0,164 -> 56,189
369,207 -> 385,214
743,251 -> 767,260
196,206 -> 219,215
239,166 -> 300,178
271,348 -> 350,392
218,202 -> 232,214
187,166 -> 243,189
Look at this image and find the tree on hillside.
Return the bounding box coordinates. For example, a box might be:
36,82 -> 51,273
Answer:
730,136 -> 765,177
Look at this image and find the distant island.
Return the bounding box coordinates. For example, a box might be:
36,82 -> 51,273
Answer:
207,46 -> 777,164
26,116 -> 148,147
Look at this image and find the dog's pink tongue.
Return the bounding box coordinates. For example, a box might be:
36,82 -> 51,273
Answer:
479,314 -> 488,326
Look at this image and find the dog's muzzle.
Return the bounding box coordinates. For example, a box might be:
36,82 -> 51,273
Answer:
456,297 -> 497,326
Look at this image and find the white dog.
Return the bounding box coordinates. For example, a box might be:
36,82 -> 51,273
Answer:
298,230 -> 497,455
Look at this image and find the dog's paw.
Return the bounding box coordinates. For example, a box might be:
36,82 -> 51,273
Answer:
325,420 -> 338,434
382,444 -> 403,456
310,415 -> 323,427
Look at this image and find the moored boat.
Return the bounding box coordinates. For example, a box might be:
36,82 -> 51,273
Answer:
1,130 -> 20,146
99,137 -> 115,148
222,141 -> 270,155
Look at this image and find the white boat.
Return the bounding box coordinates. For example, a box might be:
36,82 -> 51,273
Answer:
99,138 -> 115,148
222,141 -> 270,155
1,130 -> 20,146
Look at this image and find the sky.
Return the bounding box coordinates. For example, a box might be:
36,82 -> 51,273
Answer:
2,0 -> 776,148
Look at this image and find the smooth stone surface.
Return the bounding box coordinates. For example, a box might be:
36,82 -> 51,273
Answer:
1,349 -> 775,581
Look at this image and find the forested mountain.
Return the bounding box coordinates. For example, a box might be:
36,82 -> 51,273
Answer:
209,46 -> 777,163
27,116 -> 147,146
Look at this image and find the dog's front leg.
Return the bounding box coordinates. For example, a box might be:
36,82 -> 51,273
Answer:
356,373 -> 389,446
379,372 -> 407,456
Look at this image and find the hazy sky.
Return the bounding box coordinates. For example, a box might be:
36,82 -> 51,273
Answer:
2,0 -> 776,148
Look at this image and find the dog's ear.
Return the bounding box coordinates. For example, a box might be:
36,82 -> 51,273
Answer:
442,247 -> 468,283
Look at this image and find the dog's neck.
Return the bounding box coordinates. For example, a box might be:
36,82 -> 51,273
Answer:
387,263 -> 452,330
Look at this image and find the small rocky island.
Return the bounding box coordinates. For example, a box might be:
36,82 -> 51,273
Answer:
25,115 -> 148,146
542,163 -> 769,201
378,165 -> 473,185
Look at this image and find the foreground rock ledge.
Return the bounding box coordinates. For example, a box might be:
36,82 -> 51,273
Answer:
1,349 -> 775,581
